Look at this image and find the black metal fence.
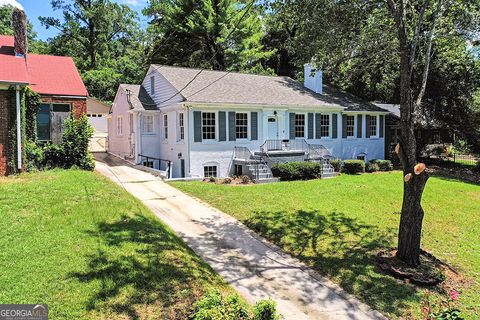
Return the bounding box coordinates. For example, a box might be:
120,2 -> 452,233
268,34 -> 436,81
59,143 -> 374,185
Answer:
421,153 -> 478,168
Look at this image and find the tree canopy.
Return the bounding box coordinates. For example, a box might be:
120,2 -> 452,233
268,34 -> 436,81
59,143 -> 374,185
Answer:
143,0 -> 274,73
3,0 -> 479,146
39,0 -> 147,101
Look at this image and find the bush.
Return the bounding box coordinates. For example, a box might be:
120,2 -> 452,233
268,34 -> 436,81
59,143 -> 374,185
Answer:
475,160 -> 480,172
25,141 -> 44,172
42,143 -> 65,169
329,159 -> 342,172
366,162 -> 380,173
341,160 -> 365,174
271,162 -> 322,181
26,115 -> 95,171
190,290 -> 280,320
61,115 -> 94,170
369,159 -> 393,171
252,299 -> 281,320
241,175 -> 251,184
223,177 -> 232,184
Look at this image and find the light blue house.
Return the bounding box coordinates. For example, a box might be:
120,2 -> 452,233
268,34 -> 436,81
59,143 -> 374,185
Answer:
108,64 -> 389,180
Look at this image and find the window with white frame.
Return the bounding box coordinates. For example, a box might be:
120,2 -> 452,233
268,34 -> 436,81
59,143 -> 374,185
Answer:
346,115 -> 355,137
295,114 -> 305,138
203,165 -> 217,178
163,114 -> 168,139
320,114 -> 330,137
143,115 -> 154,133
178,112 -> 185,140
370,115 -> 377,137
202,112 -> 216,140
235,112 -> 248,139
150,76 -> 155,95
116,116 -> 123,136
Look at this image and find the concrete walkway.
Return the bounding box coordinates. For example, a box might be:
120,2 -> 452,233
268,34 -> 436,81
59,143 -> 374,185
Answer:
95,153 -> 386,320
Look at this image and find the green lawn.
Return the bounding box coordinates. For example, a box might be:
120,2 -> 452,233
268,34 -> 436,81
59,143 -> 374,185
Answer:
170,172 -> 480,319
0,170 -> 229,320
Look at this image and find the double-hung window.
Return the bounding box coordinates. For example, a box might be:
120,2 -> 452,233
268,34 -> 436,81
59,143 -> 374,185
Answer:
143,115 -> 154,134
163,114 -> 168,139
320,114 -> 330,138
295,114 -> 305,138
346,115 -> 355,137
178,112 -> 185,141
235,113 -> 248,139
202,112 -> 216,140
369,116 -> 377,137
116,116 -> 123,136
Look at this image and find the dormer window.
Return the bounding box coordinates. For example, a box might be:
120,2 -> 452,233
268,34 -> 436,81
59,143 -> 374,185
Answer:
150,76 -> 155,95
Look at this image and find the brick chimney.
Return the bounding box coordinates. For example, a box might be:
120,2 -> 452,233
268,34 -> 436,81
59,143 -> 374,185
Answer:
12,8 -> 28,57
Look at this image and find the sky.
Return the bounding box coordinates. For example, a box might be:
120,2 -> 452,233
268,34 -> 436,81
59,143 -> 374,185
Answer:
1,0 -> 149,40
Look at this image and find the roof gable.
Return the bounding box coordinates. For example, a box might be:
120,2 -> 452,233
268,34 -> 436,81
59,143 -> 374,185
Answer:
0,35 -> 88,96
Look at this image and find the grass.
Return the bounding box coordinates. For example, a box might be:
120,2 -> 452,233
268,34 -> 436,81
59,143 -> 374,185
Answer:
0,170 -> 229,320
170,172 -> 480,319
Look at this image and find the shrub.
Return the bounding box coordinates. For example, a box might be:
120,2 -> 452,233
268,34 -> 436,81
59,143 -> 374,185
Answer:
252,299 -> 281,320
190,290 -> 281,320
25,141 -> 44,171
223,177 -> 233,184
209,176 -> 216,183
61,115 -> 94,170
241,175 -> 251,184
370,159 -> 393,171
341,160 -> 365,174
271,162 -> 322,181
475,160 -> 480,172
190,290 -> 250,320
366,162 -> 380,173
329,159 -> 342,172
42,143 -> 65,169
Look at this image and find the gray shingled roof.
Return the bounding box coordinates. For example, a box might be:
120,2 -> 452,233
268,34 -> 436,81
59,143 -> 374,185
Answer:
375,103 -> 400,118
153,65 -> 387,112
120,84 -> 157,111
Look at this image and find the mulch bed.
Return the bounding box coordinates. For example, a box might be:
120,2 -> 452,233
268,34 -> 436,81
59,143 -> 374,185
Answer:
202,177 -> 255,185
377,248 -> 463,287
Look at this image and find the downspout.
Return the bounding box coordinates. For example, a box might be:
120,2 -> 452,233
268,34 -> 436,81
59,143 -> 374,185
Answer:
15,85 -> 22,171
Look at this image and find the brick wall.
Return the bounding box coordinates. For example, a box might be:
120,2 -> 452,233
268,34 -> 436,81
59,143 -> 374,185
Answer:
40,95 -> 87,118
0,90 -> 11,176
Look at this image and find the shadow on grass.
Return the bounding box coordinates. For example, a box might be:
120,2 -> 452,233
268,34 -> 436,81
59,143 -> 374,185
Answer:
245,210 -> 418,315
69,214 -> 221,320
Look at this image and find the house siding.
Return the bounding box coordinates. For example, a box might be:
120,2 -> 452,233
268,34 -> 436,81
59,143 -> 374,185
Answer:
108,88 -> 135,159
143,66 -> 184,107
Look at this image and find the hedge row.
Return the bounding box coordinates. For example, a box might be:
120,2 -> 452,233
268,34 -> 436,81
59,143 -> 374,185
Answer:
341,160 -> 365,174
271,162 -> 322,181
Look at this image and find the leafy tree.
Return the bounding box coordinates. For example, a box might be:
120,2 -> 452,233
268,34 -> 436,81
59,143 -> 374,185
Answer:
143,0 -> 274,73
39,0 -> 146,101
265,0 -> 480,266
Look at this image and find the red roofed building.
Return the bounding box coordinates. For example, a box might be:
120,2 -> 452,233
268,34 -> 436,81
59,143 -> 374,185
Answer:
0,11 -> 88,175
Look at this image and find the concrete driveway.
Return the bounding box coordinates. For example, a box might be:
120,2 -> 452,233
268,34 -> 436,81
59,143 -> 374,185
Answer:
95,153 -> 386,320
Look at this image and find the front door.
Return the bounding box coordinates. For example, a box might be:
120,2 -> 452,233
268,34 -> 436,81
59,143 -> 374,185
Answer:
267,117 -> 278,140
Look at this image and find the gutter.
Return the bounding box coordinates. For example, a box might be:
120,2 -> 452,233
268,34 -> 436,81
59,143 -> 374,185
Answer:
15,85 -> 22,171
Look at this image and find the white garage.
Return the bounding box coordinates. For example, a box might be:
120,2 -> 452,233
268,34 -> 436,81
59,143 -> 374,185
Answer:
87,97 -> 110,133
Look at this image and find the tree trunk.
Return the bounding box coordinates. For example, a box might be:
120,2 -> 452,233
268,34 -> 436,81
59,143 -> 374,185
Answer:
396,46 -> 429,267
